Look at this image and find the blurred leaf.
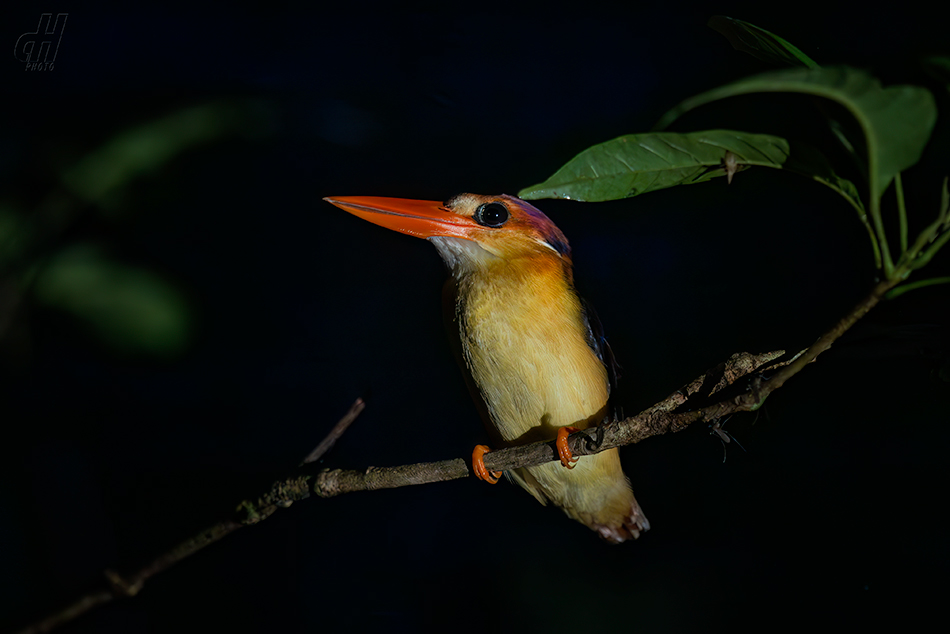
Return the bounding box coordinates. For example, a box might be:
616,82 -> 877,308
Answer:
709,16 -> 820,69
519,130 -> 789,201
0,204 -> 31,269
61,102 -> 248,212
656,67 -> 937,200
33,245 -> 191,357
922,56 -> 950,92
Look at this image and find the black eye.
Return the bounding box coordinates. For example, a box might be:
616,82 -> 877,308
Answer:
474,202 -> 509,228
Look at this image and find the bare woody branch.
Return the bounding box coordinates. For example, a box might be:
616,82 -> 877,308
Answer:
313,349 -> 788,497
314,277 -> 899,496
17,278 -> 898,634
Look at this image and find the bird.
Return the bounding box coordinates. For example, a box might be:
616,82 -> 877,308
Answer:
324,193 -> 649,542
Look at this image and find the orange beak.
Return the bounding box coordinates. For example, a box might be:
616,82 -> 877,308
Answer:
324,196 -> 475,240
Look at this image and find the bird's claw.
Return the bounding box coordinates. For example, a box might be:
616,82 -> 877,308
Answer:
556,426 -> 580,469
472,445 -> 502,483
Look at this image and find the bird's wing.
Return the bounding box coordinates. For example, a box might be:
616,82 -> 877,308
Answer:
580,296 -> 621,396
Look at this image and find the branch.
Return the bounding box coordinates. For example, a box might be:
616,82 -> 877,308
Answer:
18,278 -> 899,633
315,278 -> 899,496
314,350 -> 788,496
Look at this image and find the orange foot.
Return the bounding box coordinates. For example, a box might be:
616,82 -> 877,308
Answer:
556,426 -> 580,469
472,445 -> 502,484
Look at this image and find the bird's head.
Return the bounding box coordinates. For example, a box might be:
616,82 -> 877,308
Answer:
324,193 -> 571,275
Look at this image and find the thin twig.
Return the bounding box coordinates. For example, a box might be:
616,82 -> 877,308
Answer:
301,397 -> 366,465
759,277 -> 896,394
15,400 -> 365,634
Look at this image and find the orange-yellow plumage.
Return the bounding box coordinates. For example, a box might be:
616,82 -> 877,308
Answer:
325,192 -> 648,542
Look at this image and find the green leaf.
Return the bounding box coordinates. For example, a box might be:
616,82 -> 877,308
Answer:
32,245 -> 191,357
656,67 -> 937,201
708,16 -> 820,69
518,130 -> 790,202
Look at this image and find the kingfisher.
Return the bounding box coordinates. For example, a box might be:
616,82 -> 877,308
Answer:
325,193 -> 649,542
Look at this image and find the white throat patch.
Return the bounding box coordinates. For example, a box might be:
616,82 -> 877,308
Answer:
428,236 -> 498,275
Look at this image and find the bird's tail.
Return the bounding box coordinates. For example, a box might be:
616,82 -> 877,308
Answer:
592,495 -> 650,544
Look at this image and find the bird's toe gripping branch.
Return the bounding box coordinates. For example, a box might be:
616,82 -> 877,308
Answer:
472,445 -> 502,484
556,426 -> 580,469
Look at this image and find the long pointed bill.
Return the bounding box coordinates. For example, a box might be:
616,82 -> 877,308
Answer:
324,196 -> 475,240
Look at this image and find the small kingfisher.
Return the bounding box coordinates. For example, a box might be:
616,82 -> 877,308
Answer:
325,193 -> 649,542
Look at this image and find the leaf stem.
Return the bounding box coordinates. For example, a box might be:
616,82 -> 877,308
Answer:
869,191 -> 895,277
895,173 -> 908,254
885,276 -> 950,299
822,177 -> 881,268
914,227 -> 950,269
897,178 -> 950,273
940,177 -> 950,228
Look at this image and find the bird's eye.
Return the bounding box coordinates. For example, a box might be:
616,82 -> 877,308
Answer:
474,202 -> 510,228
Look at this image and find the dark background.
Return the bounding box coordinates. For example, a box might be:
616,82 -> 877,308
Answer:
2,2 -> 949,632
